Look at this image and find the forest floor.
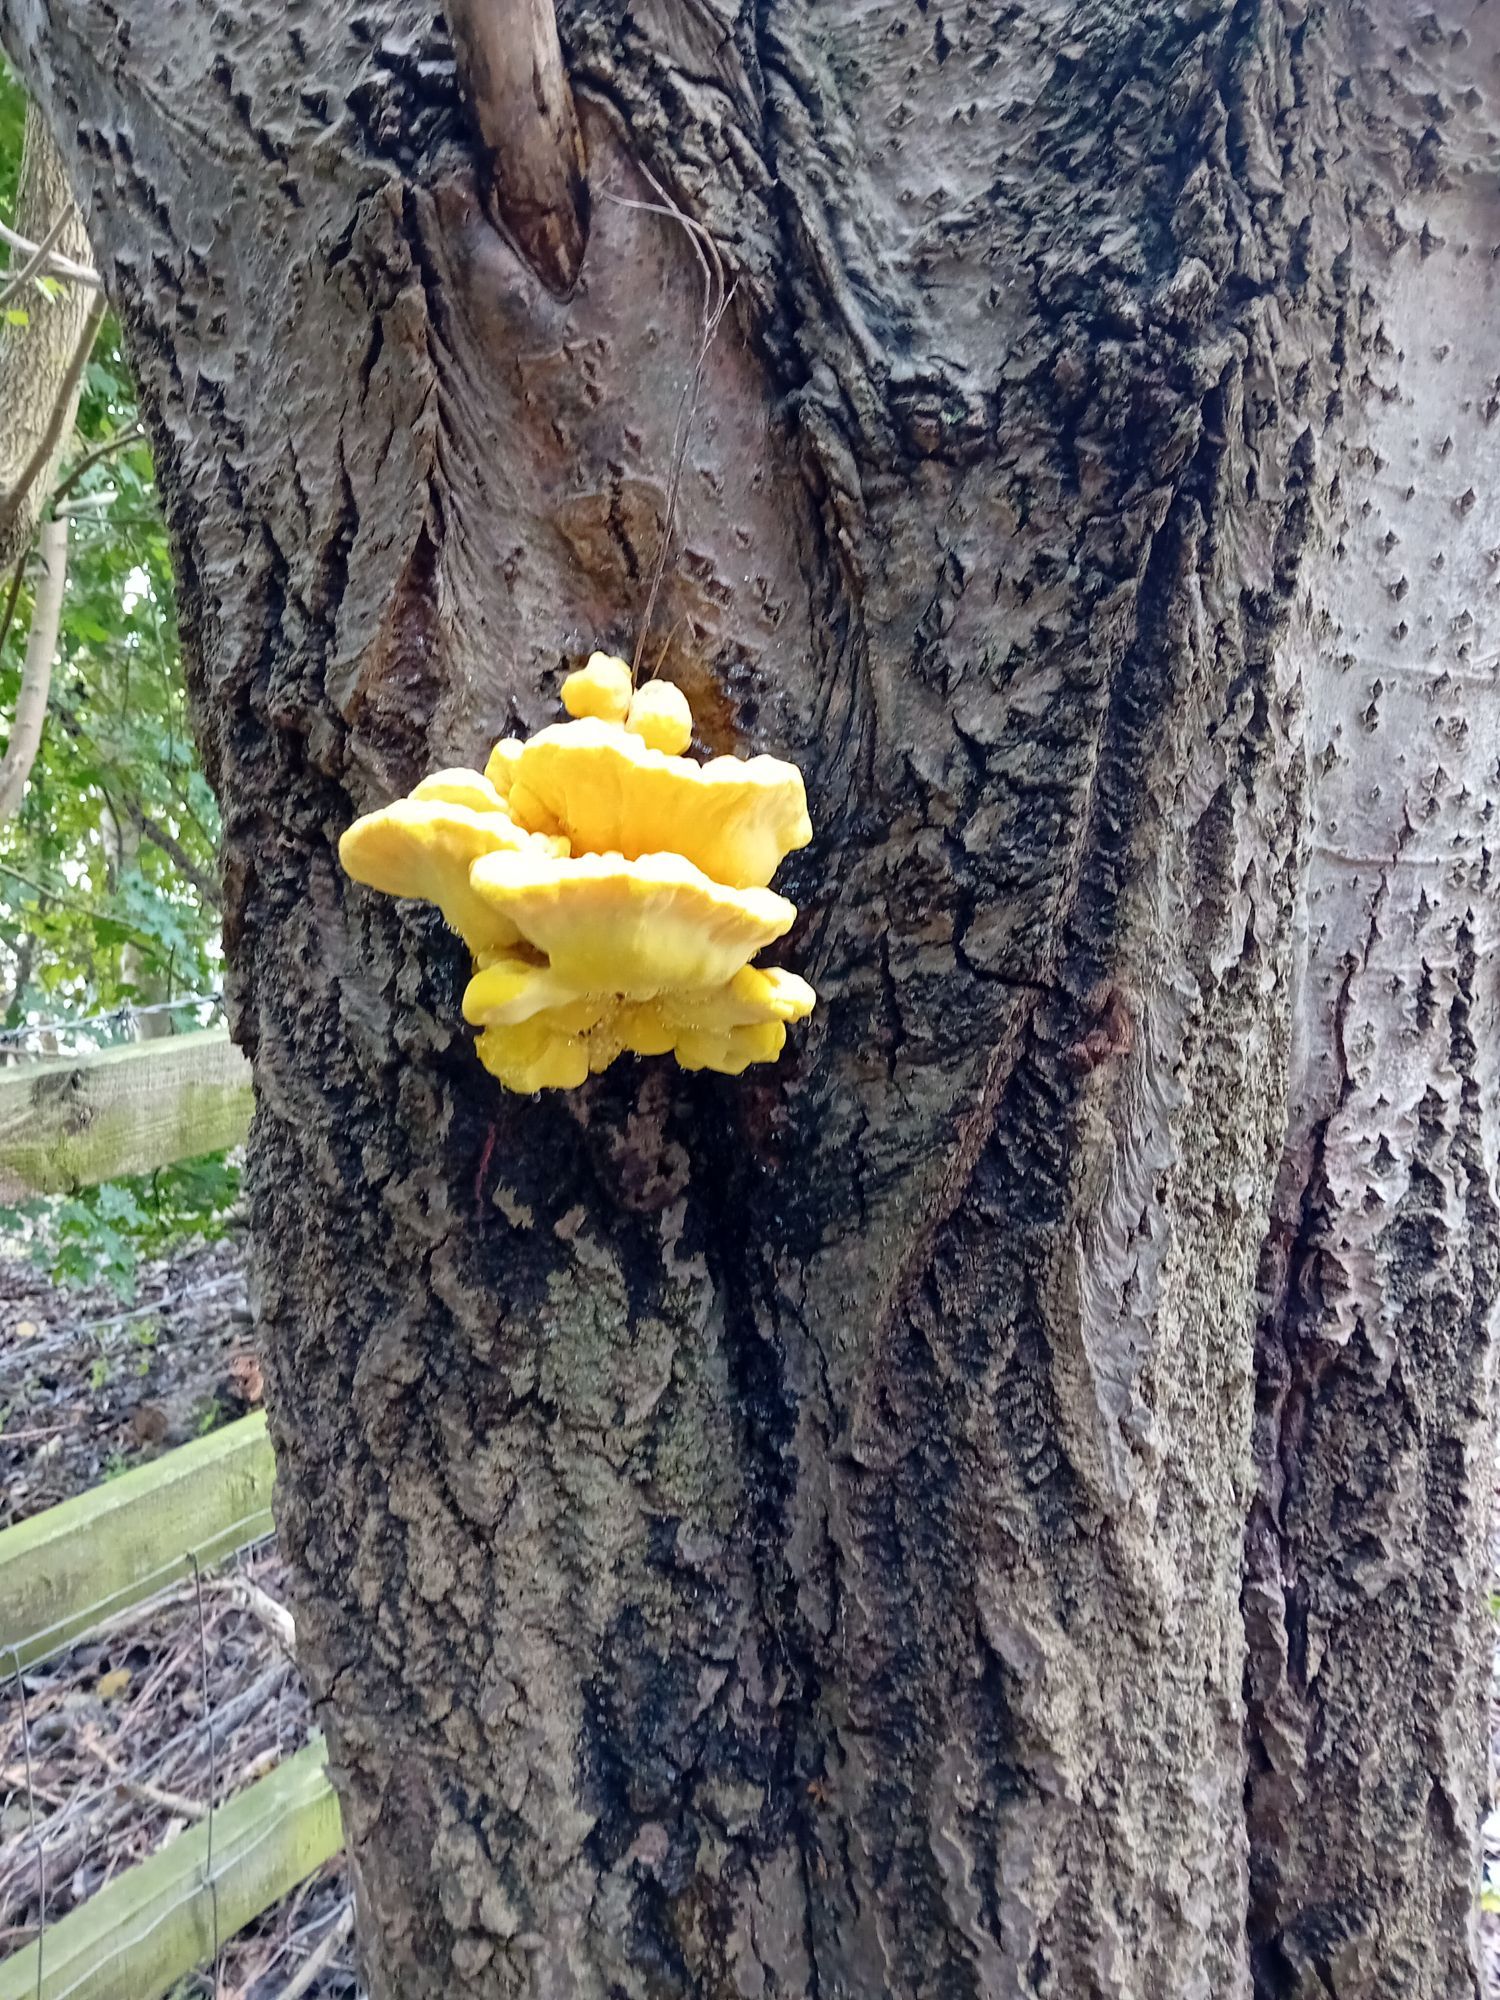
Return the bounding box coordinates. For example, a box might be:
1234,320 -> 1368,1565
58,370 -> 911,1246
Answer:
0,1237 -> 354,1998
1,1233 -> 1497,1997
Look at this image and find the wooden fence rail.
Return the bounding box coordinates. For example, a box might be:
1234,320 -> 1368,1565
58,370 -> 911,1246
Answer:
0,1418 -> 346,1997
0,1742 -> 340,2000
0,1412 -> 276,1670
0,1027 -> 253,1198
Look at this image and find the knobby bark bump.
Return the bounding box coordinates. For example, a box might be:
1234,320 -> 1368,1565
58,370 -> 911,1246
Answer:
2,4 -> 1497,1998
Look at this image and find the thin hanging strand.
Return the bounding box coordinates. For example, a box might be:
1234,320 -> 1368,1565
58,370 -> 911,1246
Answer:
190,1550 -> 223,1997
601,168 -> 736,681
652,616 -> 686,683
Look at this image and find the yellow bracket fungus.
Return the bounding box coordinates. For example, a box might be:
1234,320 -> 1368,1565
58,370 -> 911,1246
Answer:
338,795 -> 566,954
338,653 -> 815,1090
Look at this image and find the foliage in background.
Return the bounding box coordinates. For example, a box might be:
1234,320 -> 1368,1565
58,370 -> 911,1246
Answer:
0,1153 -> 241,1297
0,57 -> 232,1293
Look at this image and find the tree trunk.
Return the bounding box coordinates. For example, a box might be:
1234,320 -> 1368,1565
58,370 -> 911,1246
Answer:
5,4 -> 1497,1997
0,511 -> 65,821
0,106 -> 96,574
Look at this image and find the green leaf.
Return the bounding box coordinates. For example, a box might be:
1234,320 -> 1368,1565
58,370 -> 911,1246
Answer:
14,1154 -> 240,1299
0,57 -> 26,215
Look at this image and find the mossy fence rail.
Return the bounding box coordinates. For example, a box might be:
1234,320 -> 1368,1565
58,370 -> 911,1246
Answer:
0,1029 -> 345,1999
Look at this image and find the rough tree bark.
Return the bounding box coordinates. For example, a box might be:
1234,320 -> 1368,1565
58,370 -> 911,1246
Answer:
3,4 -> 1497,1997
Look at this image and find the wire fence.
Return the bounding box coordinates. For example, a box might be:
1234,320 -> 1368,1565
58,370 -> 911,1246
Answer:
0,979 -> 353,1993
0,993 -> 226,1057
2,1268 -> 246,1374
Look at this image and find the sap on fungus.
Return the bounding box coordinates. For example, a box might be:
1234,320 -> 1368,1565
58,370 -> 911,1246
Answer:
337,653 -> 816,1090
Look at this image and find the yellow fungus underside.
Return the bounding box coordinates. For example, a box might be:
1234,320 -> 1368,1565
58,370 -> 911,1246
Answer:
470,964 -> 816,1093
468,848 -> 794,994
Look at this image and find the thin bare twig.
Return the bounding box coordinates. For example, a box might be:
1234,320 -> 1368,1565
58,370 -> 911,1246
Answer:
0,1763 -> 67,1808
0,218 -> 100,291
0,210 -> 72,313
47,424 -> 146,512
122,1775 -> 209,1824
129,805 -> 219,907
80,1732 -> 208,1823
602,169 -> 735,681
0,858 -> 176,968
205,1576 -> 295,1653
273,1899 -> 355,2000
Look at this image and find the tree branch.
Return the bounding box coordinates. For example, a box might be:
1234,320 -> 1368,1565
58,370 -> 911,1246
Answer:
0,292 -> 104,546
0,217 -> 102,290
0,207 -> 73,311
443,0 -> 589,297
47,423 -> 146,511
130,804 -> 219,908
0,857 -> 172,967
0,930 -> 37,1026
0,107 -> 102,574
0,513 -> 65,823
0,551 -> 25,661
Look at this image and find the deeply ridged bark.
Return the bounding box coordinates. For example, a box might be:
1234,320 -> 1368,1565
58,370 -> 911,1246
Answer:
4,3 -> 1497,1995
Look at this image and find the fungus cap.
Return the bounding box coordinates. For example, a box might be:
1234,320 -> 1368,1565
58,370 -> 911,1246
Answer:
561,652 -> 633,723
409,768 -> 509,813
507,719 -> 812,890
463,951 -> 587,1027
483,739 -> 524,799
625,679 -> 694,755
339,654 -> 816,1089
339,798 -> 564,952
